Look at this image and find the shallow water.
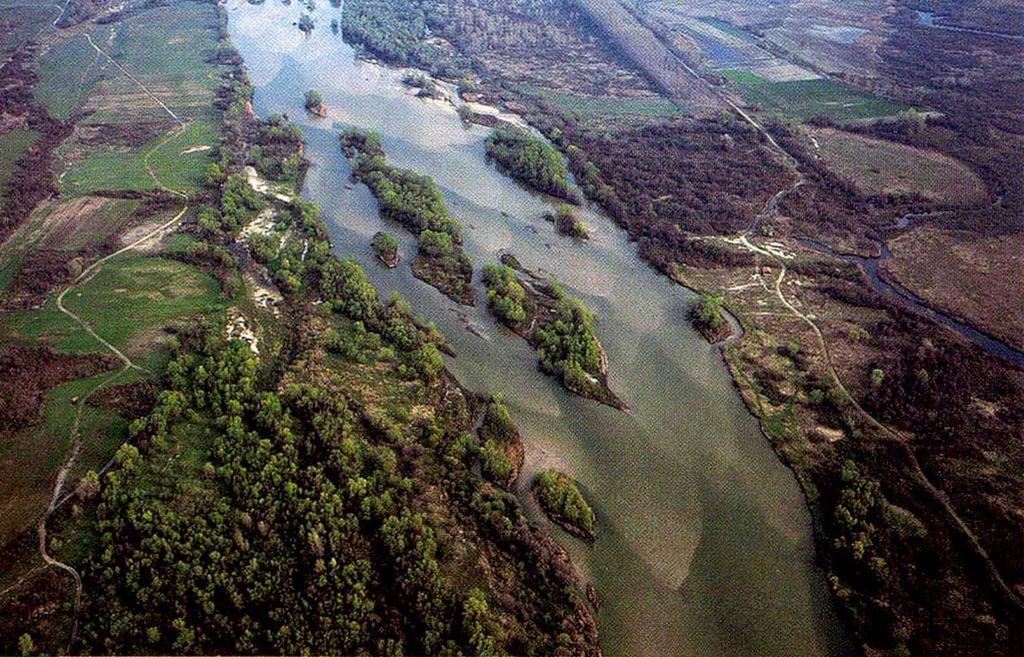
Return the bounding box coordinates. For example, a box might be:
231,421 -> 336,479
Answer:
226,1 -> 852,654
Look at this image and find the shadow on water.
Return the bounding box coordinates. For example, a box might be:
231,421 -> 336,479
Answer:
226,1 -> 856,654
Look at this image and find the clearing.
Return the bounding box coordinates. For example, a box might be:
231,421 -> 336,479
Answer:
809,127 -> 988,205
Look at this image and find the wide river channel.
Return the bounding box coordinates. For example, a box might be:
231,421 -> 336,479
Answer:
226,1 -> 853,654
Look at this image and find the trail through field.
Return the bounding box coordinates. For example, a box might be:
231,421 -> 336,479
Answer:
32,28 -> 192,653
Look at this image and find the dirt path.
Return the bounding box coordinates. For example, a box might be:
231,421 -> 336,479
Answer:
729,233 -> 1024,618
31,25 -> 193,652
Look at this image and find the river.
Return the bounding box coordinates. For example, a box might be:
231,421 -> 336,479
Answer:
225,1 -> 852,654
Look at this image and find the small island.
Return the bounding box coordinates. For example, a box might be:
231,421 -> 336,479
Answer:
297,12 -> 315,33
689,292 -> 732,343
403,72 -> 444,100
483,259 -> 625,410
341,128 -> 474,305
371,231 -> 399,267
546,204 -> 590,239
304,90 -> 327,117
485,126 -> 582,203
533,470 -> 596,541
477,396 -> 524,489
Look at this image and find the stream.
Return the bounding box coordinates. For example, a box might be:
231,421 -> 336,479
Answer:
226,1 -> 853,654
798,237 -> 1024,369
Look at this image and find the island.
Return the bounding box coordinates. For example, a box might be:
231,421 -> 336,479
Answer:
482,258 -> 625,410
533,470 -> 596,541
484,126 -> 581,203
303,89 -> 327,117
371,230 -> 399,267
477,396 -> 524,489
340,128 -> 474,305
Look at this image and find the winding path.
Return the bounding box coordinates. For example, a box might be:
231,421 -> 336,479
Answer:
27,25 -> 192,654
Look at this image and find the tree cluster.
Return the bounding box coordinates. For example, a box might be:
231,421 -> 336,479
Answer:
484,126 -> 580,203
533,470 -> 595,540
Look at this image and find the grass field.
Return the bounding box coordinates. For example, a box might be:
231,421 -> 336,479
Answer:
809,127 -> 988,204
61,255 -> 227,363
34,34 -> 112,120
61,120 -> 218,194
545,92 -> 680,120
0,129 -> 38,204
728,77 -> 908,122
52,2 -> 224,195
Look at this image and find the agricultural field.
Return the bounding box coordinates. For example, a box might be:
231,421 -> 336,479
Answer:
726,76 -> 908,122
809,126 -> 988,204
882,225 -> 1024,349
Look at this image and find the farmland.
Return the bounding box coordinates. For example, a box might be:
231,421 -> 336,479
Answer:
728,77 -> 908,122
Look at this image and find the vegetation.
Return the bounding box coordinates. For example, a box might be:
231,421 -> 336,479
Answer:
534,297 -> 604,398
371,231 -> 399,267
729,78 -> 908,122
340,128 -> 474,305
304,89 -> 326,116
484,127 -> 580,203
341,0 -> 462,76
689,292 -> 730,343
551,204 -> 589,238
477,396 -> 523,488
481,263 -> 527,326
533,470 -> 595,540
298,12 -> 315,33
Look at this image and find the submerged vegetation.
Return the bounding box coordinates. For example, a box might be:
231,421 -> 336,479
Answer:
484,126 -> 581,203
340,128 -> 474,305
533,470 -> 596,540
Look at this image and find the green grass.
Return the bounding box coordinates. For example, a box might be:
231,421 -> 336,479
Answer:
0,129 -> 38,202
544,93 -> 679,120
730,78 -> 908,122
720,69 -> 766,84
62,255 -> 226,360
3,256 -> 226,366
61,120 -> 218,194
34,34 -> 112,120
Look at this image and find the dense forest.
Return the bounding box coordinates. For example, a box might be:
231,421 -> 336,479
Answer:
340,129 -> 474,305
484,126 -> 581,203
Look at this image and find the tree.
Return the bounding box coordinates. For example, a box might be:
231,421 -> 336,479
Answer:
298,13 -> 315,33
18,633 -> 34,657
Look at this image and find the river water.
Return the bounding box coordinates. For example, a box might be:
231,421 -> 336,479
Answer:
226,1 -> 851,654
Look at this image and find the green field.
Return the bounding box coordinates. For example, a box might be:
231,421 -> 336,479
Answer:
727,77 -> 908,122
62,120 -> 218,194
51,2 -> 224,195
34,33 -> 112,120
0,129 -> 38,204
545,92 -> 679,120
